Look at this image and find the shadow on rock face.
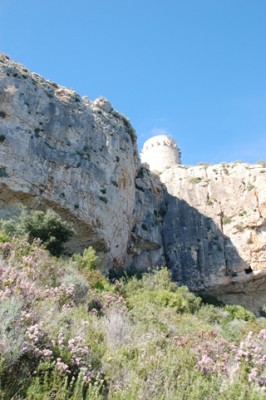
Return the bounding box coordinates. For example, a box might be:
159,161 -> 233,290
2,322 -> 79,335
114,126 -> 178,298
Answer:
163,193 -> 266,315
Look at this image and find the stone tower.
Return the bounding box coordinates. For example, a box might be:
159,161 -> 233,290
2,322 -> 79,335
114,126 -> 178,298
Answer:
140,135 -> 181,173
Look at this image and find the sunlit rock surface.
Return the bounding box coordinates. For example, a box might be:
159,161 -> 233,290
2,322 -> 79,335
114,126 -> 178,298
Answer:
1,55 -> 266,313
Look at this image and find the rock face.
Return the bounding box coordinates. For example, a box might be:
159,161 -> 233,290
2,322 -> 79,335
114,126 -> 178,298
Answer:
0,55 -> 166,274
161,163 -> 266,313
1,55 -> 266,313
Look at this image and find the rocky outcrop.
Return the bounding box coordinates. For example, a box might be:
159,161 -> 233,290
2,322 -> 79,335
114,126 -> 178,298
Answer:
0,55 -> 166,274
161,163 -> 266,313
1,55 -> 266,313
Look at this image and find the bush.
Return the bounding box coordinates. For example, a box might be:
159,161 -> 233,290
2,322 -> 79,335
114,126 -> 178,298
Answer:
125,267 -> 177,294
73,247 -> 98,270
0,297 -> 25,367
73,247 -> 111,291
224,305 -> 255,321
22,209 -> 74,256
128,287 -> 201,314
257,160 -> 266,167
126,268 -> 201,314
222,215 -> 232,225
0,217 -> 25,236
0,209 -> 74,256
189,177 -> 202,184
0,230 -> 9,243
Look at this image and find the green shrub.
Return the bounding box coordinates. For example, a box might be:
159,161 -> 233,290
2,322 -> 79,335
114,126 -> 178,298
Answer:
189,177 -> 202,184
73,247 -> 111,291
0,297 -> 25,367
0,221 -> 265,399
126,268 -> 201,314
128,288 -> 201,313
222,215 -> 232,224
0,229 -> 10,243
22,209 -> 74,256
197,304 -> 227,323
246,183 -> 255,191
0,209 -> 74,256
26,360 -> 104,400
125,267 -> 177,294
0,214 -> 26,236
224,304 -> 255,321
73,247 -> 98,270
83,269 -> 111,291
120,114 -> 137,145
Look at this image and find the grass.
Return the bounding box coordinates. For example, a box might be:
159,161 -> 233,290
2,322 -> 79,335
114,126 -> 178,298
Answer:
247,183 -> 255,191
0,214 -> 265,399
189,177 -> 202,184
257,160 -> 266,168
222,215 -> 232,224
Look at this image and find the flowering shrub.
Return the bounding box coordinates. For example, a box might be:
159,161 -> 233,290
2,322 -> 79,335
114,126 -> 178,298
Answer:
0,228 -> 265,399
236,330 -> 266,391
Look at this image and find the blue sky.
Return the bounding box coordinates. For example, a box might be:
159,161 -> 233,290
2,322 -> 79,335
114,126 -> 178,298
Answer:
0,0 -> 265,165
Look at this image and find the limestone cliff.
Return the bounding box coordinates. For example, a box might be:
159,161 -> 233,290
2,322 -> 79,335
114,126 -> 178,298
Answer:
0,55 -> 165,274
1,55 -> 266,313
161,163 -> 266,313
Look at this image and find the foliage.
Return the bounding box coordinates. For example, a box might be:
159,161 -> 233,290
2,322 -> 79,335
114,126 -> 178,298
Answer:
189,177 -> 202,184
0,208 -> 74,256
222,215 -> 232,224
128,287 -> 201,314
74,246 -> 98,270
120,114 -> 137,145
224,304 -> 255,321
125,267 -> 177,293
257,160 -> 266,168
73,247 -> 111,291
0,230 -> 9,243
0,223 -> 265,399
0,297 -> 25,367
22,209 -> 74,256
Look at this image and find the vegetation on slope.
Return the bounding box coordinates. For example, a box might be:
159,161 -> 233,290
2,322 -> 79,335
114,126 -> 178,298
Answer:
0,211 -> 265,399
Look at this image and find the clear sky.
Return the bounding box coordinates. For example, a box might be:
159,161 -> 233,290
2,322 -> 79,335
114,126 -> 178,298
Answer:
0,0 -> 265,165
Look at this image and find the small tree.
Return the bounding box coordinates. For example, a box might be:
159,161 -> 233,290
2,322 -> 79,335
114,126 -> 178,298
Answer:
0,209 -> 74,256
22,209 -> 74,256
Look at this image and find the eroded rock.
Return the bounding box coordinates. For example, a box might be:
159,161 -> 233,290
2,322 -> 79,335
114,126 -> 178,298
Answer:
161,163 -> 266,313
1,56 -> 266,313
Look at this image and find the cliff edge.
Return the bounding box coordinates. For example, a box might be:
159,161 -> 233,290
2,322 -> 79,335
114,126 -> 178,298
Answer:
1,55 -> 266,313
0,55 -> 166,275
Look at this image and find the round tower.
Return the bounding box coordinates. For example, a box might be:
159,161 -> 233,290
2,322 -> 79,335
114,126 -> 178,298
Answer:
140,135 -> 181,173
